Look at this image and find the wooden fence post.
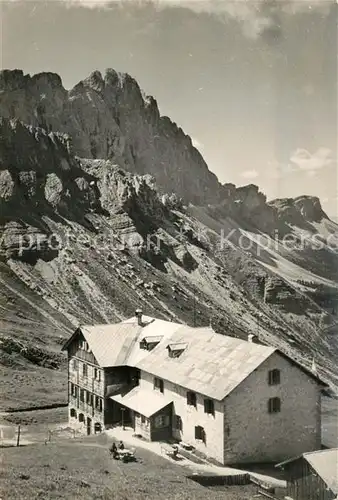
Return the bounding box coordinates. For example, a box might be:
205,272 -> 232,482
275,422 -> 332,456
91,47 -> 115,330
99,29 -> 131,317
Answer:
16,425 -> 21,447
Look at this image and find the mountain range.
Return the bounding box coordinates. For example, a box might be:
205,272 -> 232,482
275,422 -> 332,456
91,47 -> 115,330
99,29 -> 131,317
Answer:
0,69 -> 337,410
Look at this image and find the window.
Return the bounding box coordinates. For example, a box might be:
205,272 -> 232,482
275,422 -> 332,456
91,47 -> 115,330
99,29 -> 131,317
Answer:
141,415 -> 146,424
82,363 -> 88,377
72,359 -> 78,370
139,336 -> 163,351
268,397 -> 281,413
167,343 -> 187,358
80,340 -> 89,351
187,391 -> 197,407
268,369 -> 281,385
70,383 -> 77,398
204,399 -> 215,416
195,425 -> 206,443
70,408 -> 77,418
154,415 -> 170,428
94,368 -> 101,382
80,389 -> 85,402
154,377 -> 164,393
79,413 -> 85,422
86,391 -> 93,406
174,415 -> 183,431
95,396 -> 102,412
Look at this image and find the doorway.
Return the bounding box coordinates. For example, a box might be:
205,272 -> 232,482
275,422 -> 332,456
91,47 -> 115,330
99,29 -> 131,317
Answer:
87,417 -> 92,435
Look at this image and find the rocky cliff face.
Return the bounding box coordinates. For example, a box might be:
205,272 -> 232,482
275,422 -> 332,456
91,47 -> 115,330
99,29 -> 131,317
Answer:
0,69 -> 338,410
269,195 -> 329,226
0,69 -> 222,205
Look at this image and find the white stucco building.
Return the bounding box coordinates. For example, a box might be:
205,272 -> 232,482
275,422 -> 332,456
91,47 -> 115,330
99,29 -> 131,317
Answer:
63,310 -> 326,465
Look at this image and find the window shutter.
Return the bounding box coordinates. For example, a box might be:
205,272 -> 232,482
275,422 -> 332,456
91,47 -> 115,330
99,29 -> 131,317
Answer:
275,397 -> 281,412
268,399 -> 272,413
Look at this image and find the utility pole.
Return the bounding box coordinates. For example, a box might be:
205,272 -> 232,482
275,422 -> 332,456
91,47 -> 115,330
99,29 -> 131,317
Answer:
193,289 -> 196,327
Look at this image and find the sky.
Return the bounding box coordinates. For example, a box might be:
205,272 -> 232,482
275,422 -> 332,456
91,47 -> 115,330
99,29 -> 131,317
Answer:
1,0 -> 337,216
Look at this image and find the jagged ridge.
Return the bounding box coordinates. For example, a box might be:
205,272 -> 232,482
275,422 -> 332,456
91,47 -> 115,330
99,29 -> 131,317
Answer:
0,74 -> 338,410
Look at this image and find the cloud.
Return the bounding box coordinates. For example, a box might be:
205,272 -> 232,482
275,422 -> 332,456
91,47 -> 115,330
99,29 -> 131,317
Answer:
13,0 -> 331,39
290,147 -> 334,172
241,169 -> 259,180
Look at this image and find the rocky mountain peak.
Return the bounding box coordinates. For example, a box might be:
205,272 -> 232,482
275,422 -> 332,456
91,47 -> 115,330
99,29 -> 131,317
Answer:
0,69 -> 63,92
0,68 -> 224,205
269,195 -> 328,226
293,195 -> 328,222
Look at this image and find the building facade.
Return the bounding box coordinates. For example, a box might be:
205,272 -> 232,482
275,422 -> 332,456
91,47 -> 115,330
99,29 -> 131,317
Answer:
62,312 -> 326,465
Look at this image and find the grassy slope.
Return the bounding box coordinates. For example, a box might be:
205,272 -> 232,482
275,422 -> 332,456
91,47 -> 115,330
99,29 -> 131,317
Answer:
0,434 -> 258,500
0,262 -> 69,410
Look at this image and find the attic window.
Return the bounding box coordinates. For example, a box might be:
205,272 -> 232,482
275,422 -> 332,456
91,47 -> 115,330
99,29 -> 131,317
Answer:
80,340 -> 89,351
139,336 -> 163,351
167,343 -> 188,358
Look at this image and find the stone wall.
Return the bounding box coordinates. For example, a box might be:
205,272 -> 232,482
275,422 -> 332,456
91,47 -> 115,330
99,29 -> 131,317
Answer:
223,352 -> 321,464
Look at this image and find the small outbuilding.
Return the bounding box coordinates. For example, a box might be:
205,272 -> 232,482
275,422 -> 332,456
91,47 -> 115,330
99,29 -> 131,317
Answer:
277,448 -> 338,500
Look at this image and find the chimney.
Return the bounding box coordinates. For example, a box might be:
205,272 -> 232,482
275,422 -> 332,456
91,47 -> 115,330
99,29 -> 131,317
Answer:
135,308 -> 143,326
248,334 -> 255,343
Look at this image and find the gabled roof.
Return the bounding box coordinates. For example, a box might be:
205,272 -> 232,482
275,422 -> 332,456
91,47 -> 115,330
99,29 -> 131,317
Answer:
167,342 -> 188,350
62,316 -> 183,368
137,325 -> 276,400
62,315 -> 327,400
142,336 -> 164,344
75,323 -> 141,367
277,448 -> 338,494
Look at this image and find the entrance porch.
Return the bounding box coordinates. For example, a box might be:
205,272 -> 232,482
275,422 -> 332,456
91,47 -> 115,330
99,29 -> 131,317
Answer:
107,386 -> 173,442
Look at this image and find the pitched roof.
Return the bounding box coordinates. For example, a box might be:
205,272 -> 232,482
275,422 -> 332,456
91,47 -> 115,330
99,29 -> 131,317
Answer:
305,449 -> 338,493
63,315 -> 326,400
110,386 -> 172,418
79,323 -> 142,367
62,317 -> 183,368
137,325 -> 275,400
277,448 -> 338,494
